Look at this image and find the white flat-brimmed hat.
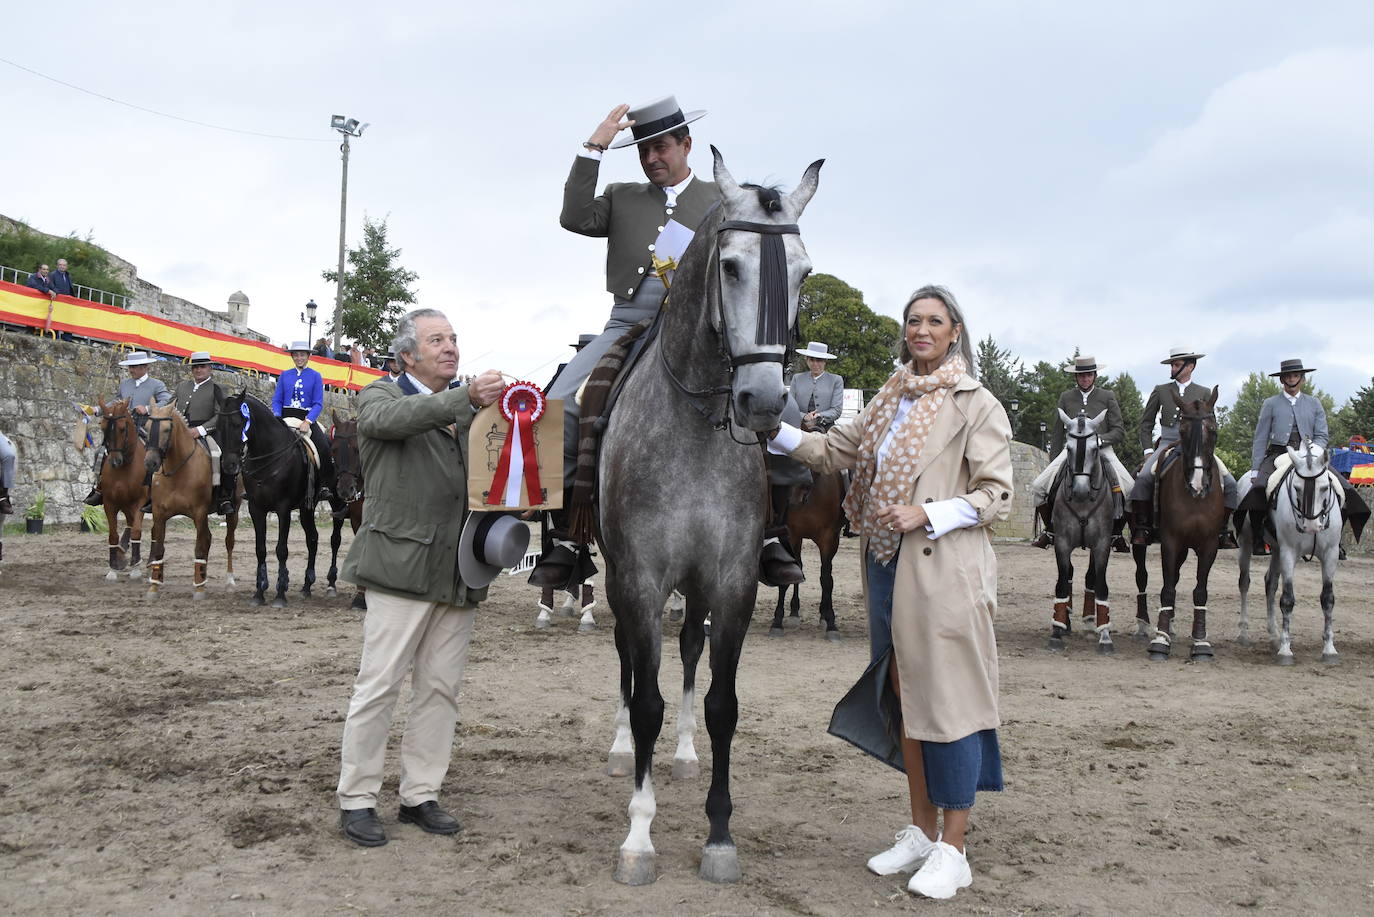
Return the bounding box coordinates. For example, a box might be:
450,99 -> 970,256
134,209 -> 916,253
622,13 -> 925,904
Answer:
797,341 -> 837,360
118,351 -> 157,366
188,351 -> 213,366
458,512 -> 531,589
286,340 -> 312,354
608,95 -> 707,150
1063,355 -> 1104,374
1161,345 -> 1205,364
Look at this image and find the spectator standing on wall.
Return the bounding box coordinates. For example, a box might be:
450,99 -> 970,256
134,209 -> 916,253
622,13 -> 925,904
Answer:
313,338 -> 335,360
50,259 -> 74,296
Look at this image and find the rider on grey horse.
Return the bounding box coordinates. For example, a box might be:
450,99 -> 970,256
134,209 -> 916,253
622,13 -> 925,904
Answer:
530,94 -> 804,589
1128,346 -> 1239,548
1029,356 -> 1133,551
1238,358 -> 1369,555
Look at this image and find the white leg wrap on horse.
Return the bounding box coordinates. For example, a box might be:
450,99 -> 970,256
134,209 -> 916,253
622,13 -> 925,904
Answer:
621,777 -> 657,857
610,703 -> 633,758
674,686 -> 698,768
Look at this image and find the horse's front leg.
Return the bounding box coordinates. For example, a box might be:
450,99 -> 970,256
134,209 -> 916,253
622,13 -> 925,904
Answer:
1189,544 -> 1217,661
1263,550 -> 1280,647
128,509 -> 144,578
606,600 -> 635,778
1149,541 -> 1183,660
250,503 -> 269,605
698,593 -> 750,884
673,592 -> 708,781
104,504 -> 124,580
1080,564 -> 1097,628
145,511 -> 167,599
272,510 -> 292,607
1049,541 -> 1072,651
1276,546 -> 1297,665
819,547 -> 838,639
1132,543 -> 1150,639
326,511 -> 344,597
1236,516 -> 1254,646
299,504 -> 319,598
191,514 -> 211,601
769,585 -> 786,636
612,614 -> 665,886
1090,541 -> 1114,655
1319,547 -> 1338,664
224,506 -> 238,588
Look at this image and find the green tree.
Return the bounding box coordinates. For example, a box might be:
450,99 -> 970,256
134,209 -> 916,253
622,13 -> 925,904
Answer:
794,273 -> 900,393
321,216 -> 418,351
975,335 -> 1023,406
1334,377 -> 1374,446
1101,371 -> 1145,469
0,222 -> 132,301
1217,372 -> 1278,468
1017,357 -> 1076,452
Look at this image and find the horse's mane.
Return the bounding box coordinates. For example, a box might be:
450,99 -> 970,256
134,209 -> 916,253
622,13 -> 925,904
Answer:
739,182 -> 783,213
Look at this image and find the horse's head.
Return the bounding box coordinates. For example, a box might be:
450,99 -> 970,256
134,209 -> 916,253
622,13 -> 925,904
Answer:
1057,407 -> 1106,501
101,397 -> 134,469
217,392 -> 250,480
144,403 -> 180,474
330,414 -> 361,503
1171,385 -> 1219,497
1287,439 -> 1333,534
711,147 -> 823,431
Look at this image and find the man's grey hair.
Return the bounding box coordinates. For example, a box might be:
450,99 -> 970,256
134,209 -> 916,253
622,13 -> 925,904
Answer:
392,308 -> 447,370
898,284 -> 977,380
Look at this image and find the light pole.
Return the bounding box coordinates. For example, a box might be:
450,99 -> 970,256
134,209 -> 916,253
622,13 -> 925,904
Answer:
330,114 -> 368,352
1009,396 -> 1020,442
1039,421 -> 1048,453
301,299 -> 318,348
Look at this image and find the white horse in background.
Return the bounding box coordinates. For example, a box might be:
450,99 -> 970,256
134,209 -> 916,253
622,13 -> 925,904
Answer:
1237,440 -> 1343,664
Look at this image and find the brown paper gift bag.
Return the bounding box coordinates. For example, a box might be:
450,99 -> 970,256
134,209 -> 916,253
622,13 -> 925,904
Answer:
468,397 -> 563,511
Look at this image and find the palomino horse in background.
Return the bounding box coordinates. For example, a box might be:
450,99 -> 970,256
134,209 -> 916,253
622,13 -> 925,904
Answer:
1147,387 -> 1226,662
597,149 -> 821,885
97,397 -> 149,581
1048,408 -> 1117,654
326,411 -> 367,610
217,393 -> 337,608
143,404 -> 238,599
769,470 -> 843,640
1237,441 -> 1343,664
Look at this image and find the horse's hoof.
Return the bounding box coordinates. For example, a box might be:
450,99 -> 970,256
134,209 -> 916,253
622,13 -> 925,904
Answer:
145,589 -> 158,600
605,752 -> 634,778
1276,654 -> 1295,667
614,849 -> 657,886
577,621 -> 597,635
271,597 -> 287,609
535,617 -> 552,630
1047,637 -> 1065,653
301,588 -> 312,598
672,758 -> 700,780
1236,634 -> 1252,647
698,844 -> 741,884
326,586 -> 338,598
1190,650 -> 1214,663
104,570 -> 118,583
1321,652 -> 1339,665
768,626 -> 784,638
226,574 -> 236,587
824,630 -> 841,643
250,595 -> 265,607
350,594 -> 367,611
192,591 -> 207,602
1097,641 -> 1115,656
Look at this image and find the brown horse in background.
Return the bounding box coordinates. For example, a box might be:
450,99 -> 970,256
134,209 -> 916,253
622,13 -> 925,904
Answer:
1147,387 -> 1226,662
769,470 -> 843,641
326,411 -> 366,609
97,397 -> 149,582
143,403 -> 238,600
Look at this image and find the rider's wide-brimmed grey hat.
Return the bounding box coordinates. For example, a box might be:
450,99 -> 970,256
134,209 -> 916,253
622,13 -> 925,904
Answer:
118,350 -> 157,366
458,512 -> 531,589
1161,345 -> 1205,364
608,95 -> 707,150
188,351 -> 213,366
286,340 -> 312,354
1270,358 -> 1317,377
798,341 -> 837,360
1063,355 -> 1104,374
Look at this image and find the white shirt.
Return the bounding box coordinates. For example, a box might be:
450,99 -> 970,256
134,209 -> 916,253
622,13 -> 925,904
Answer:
1079,386 -> 1095,405
1284,391 -> 1300,406
663,171 -> 694,207
404,372 -> 435,396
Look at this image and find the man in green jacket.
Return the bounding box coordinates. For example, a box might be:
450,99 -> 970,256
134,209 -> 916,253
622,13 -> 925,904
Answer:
335,308 -> 504,848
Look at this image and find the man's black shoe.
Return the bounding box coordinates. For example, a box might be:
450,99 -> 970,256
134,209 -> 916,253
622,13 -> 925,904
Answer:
1218,530 -> 1239,550
398,801 -> 460,835
0,492 -> 12,515
141,501 -> 153,515
1030,531 -> 1053,549
340,808 -> 388,847
1111,534 -> 1130,554
759,542 -> 804,587
84,489 -> 104,507
217,500 -> 235,516
527,543 -> 579,588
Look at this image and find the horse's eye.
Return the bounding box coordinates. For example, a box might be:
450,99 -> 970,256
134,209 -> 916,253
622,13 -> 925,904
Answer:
721,260 -> 739,279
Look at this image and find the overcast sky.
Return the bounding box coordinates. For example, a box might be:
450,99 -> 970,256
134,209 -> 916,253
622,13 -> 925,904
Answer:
3,1 -> 1372,403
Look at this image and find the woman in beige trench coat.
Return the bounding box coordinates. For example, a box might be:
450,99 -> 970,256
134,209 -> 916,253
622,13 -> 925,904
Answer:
770,285 -> 1012,900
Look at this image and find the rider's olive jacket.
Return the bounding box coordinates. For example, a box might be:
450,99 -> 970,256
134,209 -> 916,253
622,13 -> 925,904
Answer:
341,375 -> 489,607
1138,381 -> 1212,450
1051,386 -> 1124,455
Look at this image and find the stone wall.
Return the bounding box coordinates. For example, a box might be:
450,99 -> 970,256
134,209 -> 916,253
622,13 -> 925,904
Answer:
0,332 -> 356,525
989,440 -> 1049,540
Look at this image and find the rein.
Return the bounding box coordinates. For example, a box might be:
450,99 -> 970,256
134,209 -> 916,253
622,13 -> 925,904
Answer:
219,403 -> 308,477
1177,409 -> 1217,498
1285,462 -> 1334,540
102,409 -> 134,464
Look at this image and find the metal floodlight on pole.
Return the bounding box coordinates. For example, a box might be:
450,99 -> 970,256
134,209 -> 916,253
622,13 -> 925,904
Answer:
330,114 -> 369,352
301,298 -> 318,344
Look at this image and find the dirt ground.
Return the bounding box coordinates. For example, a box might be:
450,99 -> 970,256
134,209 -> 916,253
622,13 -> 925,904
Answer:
1,518 -> 1372,917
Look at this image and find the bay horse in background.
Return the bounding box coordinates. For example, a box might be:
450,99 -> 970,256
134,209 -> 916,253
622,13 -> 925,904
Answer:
596,148 -> 822,885
1147,387 -> 1227,662
1047,408 -> 1117,654
143,403 -> 239,599
97,397 -> 149,581
326,411 -> 367,610
217,393 -> 339,608
1236,440 -> 1344,665
769,470 -> 842,640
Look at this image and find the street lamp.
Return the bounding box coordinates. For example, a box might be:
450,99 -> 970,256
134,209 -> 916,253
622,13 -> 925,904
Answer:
1039,421 -> 1048,453
301,299 -> 318,347
1009,397 -> 1020,441
330,114 -> 369,352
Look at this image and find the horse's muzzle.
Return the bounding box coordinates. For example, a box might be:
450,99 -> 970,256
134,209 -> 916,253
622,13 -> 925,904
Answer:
110,455 -> 125,469
144,453 -> 161,473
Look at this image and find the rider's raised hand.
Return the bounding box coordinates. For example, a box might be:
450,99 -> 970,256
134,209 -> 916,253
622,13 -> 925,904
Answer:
588,104 -> 633,150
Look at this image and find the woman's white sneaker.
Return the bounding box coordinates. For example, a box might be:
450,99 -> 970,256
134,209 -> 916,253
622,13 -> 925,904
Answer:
906,841 -> 972,899
866,824 -> 938,875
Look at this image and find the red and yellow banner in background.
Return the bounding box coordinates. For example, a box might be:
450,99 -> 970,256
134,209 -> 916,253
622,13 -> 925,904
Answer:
0,281 -> 384,390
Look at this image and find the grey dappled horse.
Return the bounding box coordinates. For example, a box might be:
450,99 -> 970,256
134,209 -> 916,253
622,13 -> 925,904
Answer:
1048,408 -> 1117,654
1237,441 -> 1343,664
597,148 -> 821,886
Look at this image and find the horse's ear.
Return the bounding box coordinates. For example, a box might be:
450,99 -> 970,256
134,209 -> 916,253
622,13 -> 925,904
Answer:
1287,444 -> 1302,466
711,145 -> 743,200
1057,407 -> 1073,427
1089,409 -> 1108,427
1207,385 -> 1220,409
785,158 -> 825,216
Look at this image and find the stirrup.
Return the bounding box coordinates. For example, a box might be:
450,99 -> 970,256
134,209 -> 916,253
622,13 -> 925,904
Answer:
759,541 -> 804,587
84,489 -> 104,507
1030,531 -> 1053,549
527,543 -> 596,590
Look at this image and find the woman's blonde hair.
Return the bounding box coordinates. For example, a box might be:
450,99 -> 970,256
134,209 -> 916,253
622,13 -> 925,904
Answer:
897,285 -> 976,379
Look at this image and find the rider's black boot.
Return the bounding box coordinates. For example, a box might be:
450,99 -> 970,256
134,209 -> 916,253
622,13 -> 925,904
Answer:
528,510 -> 595,590
1250,510 -> 1269,555
1030,503 -> 1054,549
1130,499 -> 1153,546
83,488 -> 103,507
0,488 -> 11,515
760,526 -> 804,587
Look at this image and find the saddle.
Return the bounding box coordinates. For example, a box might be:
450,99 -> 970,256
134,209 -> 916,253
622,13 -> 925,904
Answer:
1263,457 -> 1346,507
296,430 -> 322,470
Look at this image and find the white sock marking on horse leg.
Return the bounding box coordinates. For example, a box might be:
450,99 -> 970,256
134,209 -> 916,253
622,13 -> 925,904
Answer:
674,686 -> 698,768
609,701 -> 633,758
620,776 -> 657,857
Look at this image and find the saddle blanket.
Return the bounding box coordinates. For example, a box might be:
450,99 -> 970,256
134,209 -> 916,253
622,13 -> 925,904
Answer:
296,429 -> 321,469
1263,455 -> 1345,507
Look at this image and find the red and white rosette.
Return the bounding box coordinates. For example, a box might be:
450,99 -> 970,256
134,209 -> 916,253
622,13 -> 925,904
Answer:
486,381 -> 546,507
